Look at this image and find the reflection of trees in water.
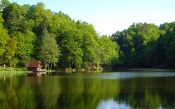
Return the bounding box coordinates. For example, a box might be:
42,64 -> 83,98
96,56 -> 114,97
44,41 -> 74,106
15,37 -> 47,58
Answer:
0,76 -> 175,109
57,75 -> 120,109
35,76 -> 61,109
0,77 -> 37,109
0,76 -> 120,109
116,77 -> 175,109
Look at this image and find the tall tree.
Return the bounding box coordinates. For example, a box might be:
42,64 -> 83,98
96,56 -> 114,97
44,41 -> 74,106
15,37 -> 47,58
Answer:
2,3 -> 23,34
0,13 -> 9,56
6,37 -> 17,67
76,21 -> 100,68
27,2 -> 52,36
98,36 -> 119,67
0,13 -> 10,64
55,13 -> 84,68
14,31 -> 36,67
39,28 -> 60,69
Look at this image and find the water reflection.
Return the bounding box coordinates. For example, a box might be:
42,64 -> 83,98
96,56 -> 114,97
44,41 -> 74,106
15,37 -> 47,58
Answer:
0,71 -> 175,109
97,99 -> 131,109
97,99 -> 119,109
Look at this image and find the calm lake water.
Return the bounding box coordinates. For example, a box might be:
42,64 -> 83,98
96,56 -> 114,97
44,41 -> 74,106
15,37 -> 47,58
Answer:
1,69 -> 175,109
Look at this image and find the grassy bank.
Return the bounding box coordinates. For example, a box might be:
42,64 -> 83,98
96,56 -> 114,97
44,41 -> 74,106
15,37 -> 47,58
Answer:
0,66 -> 26,78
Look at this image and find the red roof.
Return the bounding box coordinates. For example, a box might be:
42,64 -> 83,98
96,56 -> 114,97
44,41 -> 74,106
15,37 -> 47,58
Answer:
27,61 -> 43,68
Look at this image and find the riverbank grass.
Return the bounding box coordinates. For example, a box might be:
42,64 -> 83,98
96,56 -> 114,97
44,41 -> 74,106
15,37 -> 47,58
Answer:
0,66 -> 26,77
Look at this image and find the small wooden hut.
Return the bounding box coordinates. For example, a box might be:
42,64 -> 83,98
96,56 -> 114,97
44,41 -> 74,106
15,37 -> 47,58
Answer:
27,61 -> 46,76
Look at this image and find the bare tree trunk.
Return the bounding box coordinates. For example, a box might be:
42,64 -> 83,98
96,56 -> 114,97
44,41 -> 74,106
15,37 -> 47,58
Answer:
50,63 -> 52,70
10,57 -> 12,74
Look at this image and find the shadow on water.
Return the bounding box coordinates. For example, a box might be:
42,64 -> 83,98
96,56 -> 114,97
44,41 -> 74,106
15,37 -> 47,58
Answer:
0,69 -> 175,109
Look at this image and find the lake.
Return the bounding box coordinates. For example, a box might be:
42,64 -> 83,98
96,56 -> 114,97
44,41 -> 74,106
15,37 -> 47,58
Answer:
1,69 -> 175,109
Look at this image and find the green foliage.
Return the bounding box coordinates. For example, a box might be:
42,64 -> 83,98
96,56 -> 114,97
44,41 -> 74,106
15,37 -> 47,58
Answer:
111,22 -> 175,68
77,21 -> 100,67
158,31 -> 175,67
0,0 -> 10,11
6,37 -> 17,67
14,31 -> 36,66
27,2 -> 52,35
112,23 -> 162,67
98,36 -> 119,66
0,1 -> 175,69
0,13 -> 9,58
39,28 -> 60,69
2,2 -> 26,34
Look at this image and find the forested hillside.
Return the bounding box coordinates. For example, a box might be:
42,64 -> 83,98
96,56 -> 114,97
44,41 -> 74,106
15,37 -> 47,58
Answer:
110,22 -> 175,68
0,0 -> 118,69
0,0 -> 175,69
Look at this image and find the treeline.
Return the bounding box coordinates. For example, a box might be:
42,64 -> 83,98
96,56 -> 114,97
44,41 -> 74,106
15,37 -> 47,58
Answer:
0,0 -> 118,69
0,0 -> 175,70
110,22 -> 175,68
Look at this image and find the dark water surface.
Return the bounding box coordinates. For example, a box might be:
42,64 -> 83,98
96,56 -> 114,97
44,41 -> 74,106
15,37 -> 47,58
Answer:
1,69 -> 175,109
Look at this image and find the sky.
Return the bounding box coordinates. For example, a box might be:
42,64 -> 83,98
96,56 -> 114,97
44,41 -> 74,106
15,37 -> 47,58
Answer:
8,0 -> 175,35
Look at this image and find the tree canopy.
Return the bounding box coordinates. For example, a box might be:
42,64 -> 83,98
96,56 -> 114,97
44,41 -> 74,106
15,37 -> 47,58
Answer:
0,0 -> 175,69
0,1 -> 118,70
111,22 -> 175,68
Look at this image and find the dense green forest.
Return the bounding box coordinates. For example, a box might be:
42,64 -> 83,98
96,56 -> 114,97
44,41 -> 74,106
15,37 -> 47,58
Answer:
0,0 -> 175,70
110,22 -> 175,69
